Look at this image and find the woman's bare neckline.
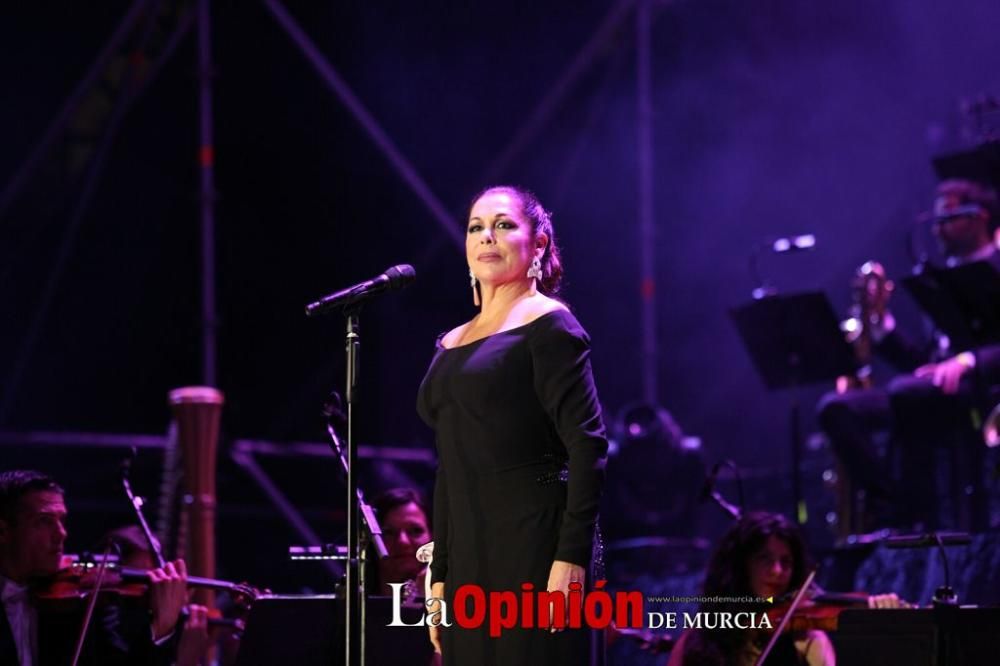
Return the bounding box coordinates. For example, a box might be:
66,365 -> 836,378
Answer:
438,308 -> 565,351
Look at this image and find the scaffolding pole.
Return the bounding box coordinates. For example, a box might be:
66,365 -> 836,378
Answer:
197,0 -> 218,386
636,0 -> 658,404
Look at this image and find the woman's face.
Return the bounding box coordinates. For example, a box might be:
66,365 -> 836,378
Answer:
747,535 -> 794,599
379,502 -> 431,584
467,189 -> 542,288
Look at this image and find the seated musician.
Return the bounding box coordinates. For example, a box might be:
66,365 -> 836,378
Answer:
818,177 -> 1000,529
368,488 -> 432,597
0,470 -> 188,665
100,525 -> 222,666
667,511 -> 836,666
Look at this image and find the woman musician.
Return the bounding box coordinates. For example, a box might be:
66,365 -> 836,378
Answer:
667,511 -> 904,666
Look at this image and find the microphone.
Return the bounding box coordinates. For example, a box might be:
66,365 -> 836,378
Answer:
305,264 -> 415,316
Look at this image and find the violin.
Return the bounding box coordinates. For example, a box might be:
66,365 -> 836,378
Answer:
766,589 -> 911,634
31,555 -> 257,629
766,591 -> 872,633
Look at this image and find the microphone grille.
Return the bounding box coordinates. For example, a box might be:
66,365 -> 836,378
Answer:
386,264 -> 416,289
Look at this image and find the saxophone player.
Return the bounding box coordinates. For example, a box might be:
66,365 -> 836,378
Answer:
817,178 -> 1000,531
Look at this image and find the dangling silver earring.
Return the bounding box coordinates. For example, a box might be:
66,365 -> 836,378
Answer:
526,257 -> 542,280
470,268 -> 480,307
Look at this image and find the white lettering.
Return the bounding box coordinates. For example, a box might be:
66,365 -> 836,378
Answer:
681,612 -> 774,630
425,596 -> 452,627
387,583 -> 423,627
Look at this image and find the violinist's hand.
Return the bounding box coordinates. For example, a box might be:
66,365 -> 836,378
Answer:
546,560 -> 585,633
428,581 -> 445,655
176,604 -> 211,666
867,592 -> 905,609
149,559 -> 189,641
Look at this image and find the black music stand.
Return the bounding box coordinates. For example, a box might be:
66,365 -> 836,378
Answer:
902,260 -> 1000,351
731,292 -> 857,523
837,607 -> 1000,666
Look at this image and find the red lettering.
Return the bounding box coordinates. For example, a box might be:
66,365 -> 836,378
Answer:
488,591 -> 518,637
615,590 -> 644,628
452,584 -> 486,628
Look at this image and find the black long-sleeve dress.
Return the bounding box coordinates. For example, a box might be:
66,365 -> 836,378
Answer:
417,308 -> 608,666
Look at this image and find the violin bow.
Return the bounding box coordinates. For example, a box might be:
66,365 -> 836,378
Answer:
754,568 -> 817,666
70,541 -> 115,666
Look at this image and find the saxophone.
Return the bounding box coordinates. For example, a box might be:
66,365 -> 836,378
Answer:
836,261 -> 893,393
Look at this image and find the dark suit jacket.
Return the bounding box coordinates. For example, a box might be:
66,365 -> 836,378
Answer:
0,606 -> 18,665
0,599 -> 172,666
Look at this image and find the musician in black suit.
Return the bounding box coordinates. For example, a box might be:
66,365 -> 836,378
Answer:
818,178 -> 1000,530
0,470 -> 188,665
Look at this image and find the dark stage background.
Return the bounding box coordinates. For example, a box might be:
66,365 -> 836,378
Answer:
3,0 -> 1000,611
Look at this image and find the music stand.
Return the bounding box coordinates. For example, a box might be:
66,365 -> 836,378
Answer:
902,260 -> 1000,351
837,607 -> 1000,666
932,142 -> 1000,192
731,292 -> 857,523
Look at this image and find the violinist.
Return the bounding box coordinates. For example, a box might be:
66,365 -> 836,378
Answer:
667,512 -> 835,666
0,469 -> 188,665
667,512 -> 906,666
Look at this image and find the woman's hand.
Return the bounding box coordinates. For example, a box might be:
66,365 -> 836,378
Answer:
428,581 -> 445,654
867,592 -> 907,609
546,560 -> 586,632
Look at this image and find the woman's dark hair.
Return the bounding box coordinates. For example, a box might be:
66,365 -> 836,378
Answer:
681,512 -> 811,666
702,511 -> 810,601
469,185 -> 564,295
371,487 -> 429,527
366,488 -> 430,596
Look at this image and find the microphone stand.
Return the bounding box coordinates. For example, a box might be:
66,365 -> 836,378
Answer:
72,453 -> 157,666
305,267 -> 414,666
330,307 -> 391,666
324,415 -> 388,565
323,390 -> 388,666
343,308 -> 362,666
121,448 -> 167,568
